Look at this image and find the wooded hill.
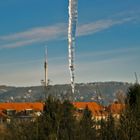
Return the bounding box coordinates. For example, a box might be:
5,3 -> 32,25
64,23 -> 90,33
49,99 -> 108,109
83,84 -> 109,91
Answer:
0,82 -> 130,104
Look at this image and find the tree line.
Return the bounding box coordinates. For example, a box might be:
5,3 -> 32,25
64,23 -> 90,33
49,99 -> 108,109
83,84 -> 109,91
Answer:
0,84 -> 140,140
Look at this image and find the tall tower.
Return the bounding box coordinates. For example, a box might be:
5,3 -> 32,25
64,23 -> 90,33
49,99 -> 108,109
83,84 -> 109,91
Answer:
44,48 -> 48,87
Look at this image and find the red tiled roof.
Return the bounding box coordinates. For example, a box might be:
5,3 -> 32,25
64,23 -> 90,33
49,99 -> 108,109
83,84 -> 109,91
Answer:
108,103 -> 125,114
0,102 -> 44,112
0,102 -> 124,116
73,102 -> 104,116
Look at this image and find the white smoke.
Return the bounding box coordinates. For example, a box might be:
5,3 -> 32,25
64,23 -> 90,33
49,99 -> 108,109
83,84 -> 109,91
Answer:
68,0 -> 78,94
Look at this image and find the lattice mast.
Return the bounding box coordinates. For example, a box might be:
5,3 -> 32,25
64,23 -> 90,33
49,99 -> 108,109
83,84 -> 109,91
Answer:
44,48 -> 48,87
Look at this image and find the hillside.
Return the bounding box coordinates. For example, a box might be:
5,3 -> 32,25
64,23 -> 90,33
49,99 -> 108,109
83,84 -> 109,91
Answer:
0,82 -> 131,104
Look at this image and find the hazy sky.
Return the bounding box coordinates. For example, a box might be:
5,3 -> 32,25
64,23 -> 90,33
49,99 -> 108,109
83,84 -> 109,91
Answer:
0,0 -> 140,86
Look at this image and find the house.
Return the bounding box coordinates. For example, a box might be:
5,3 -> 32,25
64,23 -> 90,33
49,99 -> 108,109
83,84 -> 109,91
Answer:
0,102 -> 44,123
73,102 -> 107,121
107,102 -> 125,119
0,101 -> 125,124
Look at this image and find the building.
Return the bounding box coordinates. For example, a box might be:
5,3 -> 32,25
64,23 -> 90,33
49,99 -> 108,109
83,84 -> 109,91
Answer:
0,102 -> 125,124
73,102 -> 107,121
0,102 -> 44,123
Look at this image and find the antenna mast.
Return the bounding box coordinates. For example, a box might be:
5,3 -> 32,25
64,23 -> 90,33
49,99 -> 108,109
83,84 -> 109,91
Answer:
44,48 -> 48,99
44,48 -> 48,87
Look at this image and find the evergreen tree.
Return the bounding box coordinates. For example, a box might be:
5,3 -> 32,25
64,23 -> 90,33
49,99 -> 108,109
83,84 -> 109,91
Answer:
40,95 -> 62,140
98,118 -> 107,140
119,84 -> 140,140
98,113 -> 117,140
106,113 -> 116,140
58,100 -> 78,140
127,84 -> 140,114
79,106 -> 96,140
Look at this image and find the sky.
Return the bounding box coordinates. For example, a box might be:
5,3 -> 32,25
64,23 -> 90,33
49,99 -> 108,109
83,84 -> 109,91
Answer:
0,0 -> 140,86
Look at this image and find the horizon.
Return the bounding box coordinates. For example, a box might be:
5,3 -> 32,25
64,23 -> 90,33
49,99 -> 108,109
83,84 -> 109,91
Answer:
0,81 -> 132,88
0,0 -> 140,86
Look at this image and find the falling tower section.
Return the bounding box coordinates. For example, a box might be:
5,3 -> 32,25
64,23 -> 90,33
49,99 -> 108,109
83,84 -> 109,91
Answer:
68,0 -> 78,94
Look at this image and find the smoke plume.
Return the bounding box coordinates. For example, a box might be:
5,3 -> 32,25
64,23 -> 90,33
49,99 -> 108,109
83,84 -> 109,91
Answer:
68,0 -> 78,94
